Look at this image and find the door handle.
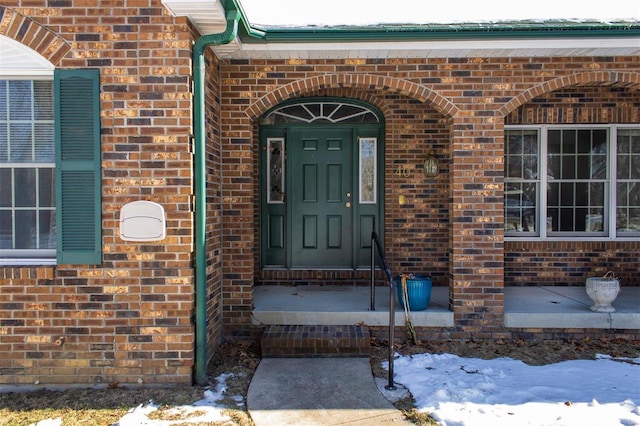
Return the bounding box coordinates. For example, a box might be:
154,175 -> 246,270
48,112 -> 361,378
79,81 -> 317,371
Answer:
346,201 -> 352,208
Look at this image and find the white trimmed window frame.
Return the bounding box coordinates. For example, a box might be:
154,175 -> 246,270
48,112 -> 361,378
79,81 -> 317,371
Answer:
505,124 -> 640,242
0,35 -> 56,266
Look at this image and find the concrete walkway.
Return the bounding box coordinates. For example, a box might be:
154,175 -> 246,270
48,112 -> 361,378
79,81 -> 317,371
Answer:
247,358 -> 412,425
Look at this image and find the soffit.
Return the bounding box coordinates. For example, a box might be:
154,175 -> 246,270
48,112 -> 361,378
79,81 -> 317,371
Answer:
161,0 -> 640,59
222,37 -> 640,59
161,0 -> 242,54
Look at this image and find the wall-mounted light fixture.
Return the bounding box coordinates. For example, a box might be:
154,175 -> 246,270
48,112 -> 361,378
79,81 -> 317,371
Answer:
423,150 -> 439,178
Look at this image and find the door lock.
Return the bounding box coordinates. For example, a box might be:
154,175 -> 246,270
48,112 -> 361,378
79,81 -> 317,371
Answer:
346,192 -> 351,198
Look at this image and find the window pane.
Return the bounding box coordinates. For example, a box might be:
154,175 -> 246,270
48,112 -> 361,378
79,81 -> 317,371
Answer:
505,182 -> 537,233
15,168 -> 37,207
575,182 -> 588,206
9,123 -> 33,162
39,168 -> 55,207
505,129 -> 539,235
39,210 -> 56,249
360,138 -> 376,203
0,123 -> 7,162
560,182 -> 574,207
33,80 -> 53,120
576,155 -> 590,179
0,81 -> 6,120
0,169 -> 11,207
267,138 -> 284,203
506,155 -> 522,178
617,182 -> 640,233
8,81 -> 32,120
577,130 -> 592,153
632,155 -> 640,180
548,130 -> 561,154
590,182 -> 605,209
15,210 -> 36,249
591,154 -> 607,179
617,154 -> 629,180
0,210 -> 11,249
562,130 -> 576,153
561,156 -> 575,179
585,211 -> 604,232
34,123 -> 54,162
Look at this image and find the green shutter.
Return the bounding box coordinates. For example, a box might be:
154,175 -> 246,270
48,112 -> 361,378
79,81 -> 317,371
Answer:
54,69 -> 102,265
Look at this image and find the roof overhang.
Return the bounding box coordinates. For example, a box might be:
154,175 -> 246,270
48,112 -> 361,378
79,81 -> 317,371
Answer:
161,0 -> 640,59
161,0 -> 243,55
223,36 -> 640,59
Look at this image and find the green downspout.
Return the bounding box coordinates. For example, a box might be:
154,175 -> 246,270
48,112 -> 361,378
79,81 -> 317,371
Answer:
192,0 -> 265,386
192,7 -> 241,386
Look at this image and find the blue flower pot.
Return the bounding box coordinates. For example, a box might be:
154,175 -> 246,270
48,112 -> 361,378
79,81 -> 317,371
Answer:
396,275 -> 432,311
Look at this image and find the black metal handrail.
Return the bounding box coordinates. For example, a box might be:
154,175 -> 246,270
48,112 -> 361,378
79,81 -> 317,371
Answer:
370,231 -> 396,391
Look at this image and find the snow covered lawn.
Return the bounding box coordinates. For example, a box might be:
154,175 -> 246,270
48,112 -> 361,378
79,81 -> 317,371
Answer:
390,353 -> 640,426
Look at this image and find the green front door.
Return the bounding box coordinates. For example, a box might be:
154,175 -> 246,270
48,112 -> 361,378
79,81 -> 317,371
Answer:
259,98 -> 384,270
289,127 -> 353,267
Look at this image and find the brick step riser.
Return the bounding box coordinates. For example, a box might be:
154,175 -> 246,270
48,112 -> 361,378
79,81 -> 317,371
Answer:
261,325 -> 370,358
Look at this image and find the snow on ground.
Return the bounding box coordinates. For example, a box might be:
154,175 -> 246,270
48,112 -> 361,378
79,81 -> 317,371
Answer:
388,353 -> 640,426
35,353 -> 640,426
113,373 -> 239,426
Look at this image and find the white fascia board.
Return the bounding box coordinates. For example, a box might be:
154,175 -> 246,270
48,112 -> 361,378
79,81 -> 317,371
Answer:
226,36 -> 640,59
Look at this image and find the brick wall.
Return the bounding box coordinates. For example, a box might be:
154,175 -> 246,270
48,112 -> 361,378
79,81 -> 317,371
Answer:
0,1 -> 198,386
203,49 -> 224,365
220,58 -> 640,340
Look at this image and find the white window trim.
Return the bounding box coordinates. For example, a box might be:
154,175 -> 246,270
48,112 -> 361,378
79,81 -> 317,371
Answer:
1,39 -> 56,264
505,124 -> 640,242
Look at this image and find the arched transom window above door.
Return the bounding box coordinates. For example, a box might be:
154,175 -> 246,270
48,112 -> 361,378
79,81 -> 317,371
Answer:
260,100 -> 381,125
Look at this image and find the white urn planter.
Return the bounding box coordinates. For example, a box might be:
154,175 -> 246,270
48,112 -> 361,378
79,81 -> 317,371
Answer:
585,272 -> 620,313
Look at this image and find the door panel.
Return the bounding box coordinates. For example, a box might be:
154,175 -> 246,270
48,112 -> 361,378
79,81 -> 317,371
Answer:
268,215 -> 285,249
290,128 -> 352,267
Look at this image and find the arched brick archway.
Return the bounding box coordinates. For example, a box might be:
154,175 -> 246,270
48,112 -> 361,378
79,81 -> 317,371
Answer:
499,71 -> 640,117
244,73 -> 459,119
0,6 -> 71,65
240,72 -> 457,308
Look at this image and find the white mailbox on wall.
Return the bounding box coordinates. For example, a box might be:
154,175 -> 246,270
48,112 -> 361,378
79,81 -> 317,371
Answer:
119,201 -> 166,242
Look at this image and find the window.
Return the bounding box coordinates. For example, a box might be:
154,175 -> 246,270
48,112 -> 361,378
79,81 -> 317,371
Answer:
0,79 -> 56,259
359,137 -> 377,203
261,100 -> 380,125
505,126 -> 640,239
0,68 -> 101,265
267,138 -> 285,203
617,129 -> 640,234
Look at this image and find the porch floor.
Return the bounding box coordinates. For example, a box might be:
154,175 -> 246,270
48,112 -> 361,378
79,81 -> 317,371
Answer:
252,285 -> 640,330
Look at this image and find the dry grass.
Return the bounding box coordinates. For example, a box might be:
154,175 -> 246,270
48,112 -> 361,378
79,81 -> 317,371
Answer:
0,385 -> 205,426
1,338 -> 637,425
0,341 -> 259,426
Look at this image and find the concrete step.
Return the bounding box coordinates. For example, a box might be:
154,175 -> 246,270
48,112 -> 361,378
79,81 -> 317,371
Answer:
261,325 -> 370,358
